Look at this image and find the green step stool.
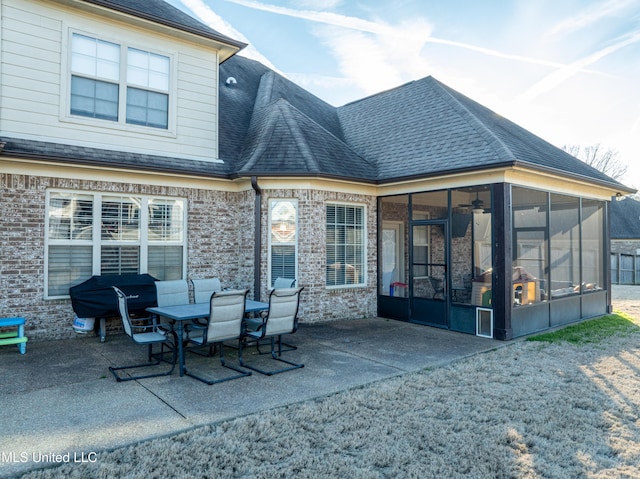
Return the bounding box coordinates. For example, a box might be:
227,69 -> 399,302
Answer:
0,317 -> 28,354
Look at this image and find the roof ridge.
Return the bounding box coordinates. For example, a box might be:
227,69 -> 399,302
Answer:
250,83 -> 375,172
429,78 -> 515,163
254,71 -> 276,108
276,100 -> 320,172
276,98 -> 376,170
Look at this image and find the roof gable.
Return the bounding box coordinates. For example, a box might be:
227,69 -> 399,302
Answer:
237,98 -> 374,179
219,56 -> 373,180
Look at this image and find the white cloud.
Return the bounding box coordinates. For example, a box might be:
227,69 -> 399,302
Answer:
176,0 -> 280,72
518,29 -> 640,104
295,0 -> 343,9
546,0 -> 638,37
224,0 -> 606,72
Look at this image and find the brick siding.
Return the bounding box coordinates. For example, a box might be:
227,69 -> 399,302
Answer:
1,173 -> 378,340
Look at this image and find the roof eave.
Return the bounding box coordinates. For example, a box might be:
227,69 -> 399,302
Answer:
1,150 -> 231,180
376,160 -> 636,195
71,0 -> 246,60
230,170 -> 378,184
512,160 -> 636,195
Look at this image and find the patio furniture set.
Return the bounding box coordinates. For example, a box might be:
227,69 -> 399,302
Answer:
109,277 -> 304,384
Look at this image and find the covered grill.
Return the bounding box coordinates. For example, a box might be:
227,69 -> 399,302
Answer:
69,274 -> 158,341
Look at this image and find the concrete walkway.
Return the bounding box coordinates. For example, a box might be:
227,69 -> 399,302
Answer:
0,318 -> 502,478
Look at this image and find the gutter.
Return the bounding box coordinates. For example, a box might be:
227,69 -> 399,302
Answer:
251,176 -> 262,301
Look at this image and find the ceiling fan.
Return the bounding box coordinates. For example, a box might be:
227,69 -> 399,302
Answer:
458,192 -> 490,214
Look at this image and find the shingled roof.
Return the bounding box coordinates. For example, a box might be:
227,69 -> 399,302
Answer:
219,58 -> 373,180
80,0 -> 246,53
4,1 -> 632,192
338,76 -> 627,188
611,197 -> 640,239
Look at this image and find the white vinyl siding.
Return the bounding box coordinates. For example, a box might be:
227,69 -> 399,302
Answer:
1,0 -> 220,162
45,190 -> 186,298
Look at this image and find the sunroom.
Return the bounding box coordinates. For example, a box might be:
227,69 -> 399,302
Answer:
377,183 -> 611,340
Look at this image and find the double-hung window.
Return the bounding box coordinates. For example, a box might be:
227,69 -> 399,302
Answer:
46,190 -> 186,298
70,33 -> 170,129
70,34 -> 120,121
126,48 -> 169,128
269,200 -> 298,287
326,204 -> 366,287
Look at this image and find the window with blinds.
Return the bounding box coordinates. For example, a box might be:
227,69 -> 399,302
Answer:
326,204 -> 365,287
269,200 -> 297,287
45,190 -> 186,298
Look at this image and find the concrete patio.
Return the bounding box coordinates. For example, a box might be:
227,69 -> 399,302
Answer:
0,317 -> 503,478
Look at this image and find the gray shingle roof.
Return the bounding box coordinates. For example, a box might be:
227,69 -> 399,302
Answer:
338,76 -> 629,189
5,1 -> 632,192
435,79 -> 623,186
81,0 -> 246,50
236,98 -> 375,179
0,137 -> 230,178
220,56 -> 373,180
611,197 -> 640,239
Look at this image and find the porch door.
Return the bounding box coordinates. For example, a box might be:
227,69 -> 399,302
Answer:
411,222 -> 448,327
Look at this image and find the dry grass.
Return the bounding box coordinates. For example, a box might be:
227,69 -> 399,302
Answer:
20,312 -> 640,479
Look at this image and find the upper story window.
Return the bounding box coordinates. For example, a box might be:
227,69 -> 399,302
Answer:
70,33 -> 170,129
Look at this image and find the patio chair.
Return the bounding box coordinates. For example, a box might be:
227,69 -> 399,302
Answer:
429,277 -> 445,300
240,287 -> 304,376
154,279 -> 190,326
253,277 -> 298,353
155,279 -> 190,307
109,286 -> 177,382
183,289 -> 251,385
246,278 -> 299,354
154,279 -> 190,357
272,277 -> 296,289
191,278 -> 222,303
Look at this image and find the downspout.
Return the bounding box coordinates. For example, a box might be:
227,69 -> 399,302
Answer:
251,176 -> 262,301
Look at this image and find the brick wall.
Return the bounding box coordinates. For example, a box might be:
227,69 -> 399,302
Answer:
1,173 -> 379,340
611,239 -> 640,255
258,188 -> 378,322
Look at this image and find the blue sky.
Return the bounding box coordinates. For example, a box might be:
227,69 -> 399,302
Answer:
166,0 -> 640,191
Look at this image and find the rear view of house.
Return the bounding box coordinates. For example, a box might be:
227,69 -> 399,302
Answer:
1,0 -> 633,341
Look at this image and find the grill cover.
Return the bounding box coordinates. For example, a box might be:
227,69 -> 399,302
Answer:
69,274 -> 158,318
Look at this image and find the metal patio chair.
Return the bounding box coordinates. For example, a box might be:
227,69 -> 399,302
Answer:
109,286 -> 177,382
429,277 -> 445,300
154,279 -> 190,327
191,278 -> 223,303
183,289 -> 251,384
249,277 -> 298,353
240,287 -> 304,376
154,279 -> 190,357
272,277 -> 296,289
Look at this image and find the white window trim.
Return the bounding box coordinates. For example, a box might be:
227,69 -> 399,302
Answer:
325,201 -> 367,289
59,26 -> 178,138
412,212 -> 430,279
44,189 -> 187,300
268,199 -> 298,288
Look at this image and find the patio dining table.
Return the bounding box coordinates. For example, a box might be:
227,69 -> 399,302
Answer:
146,299 -> 269,377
